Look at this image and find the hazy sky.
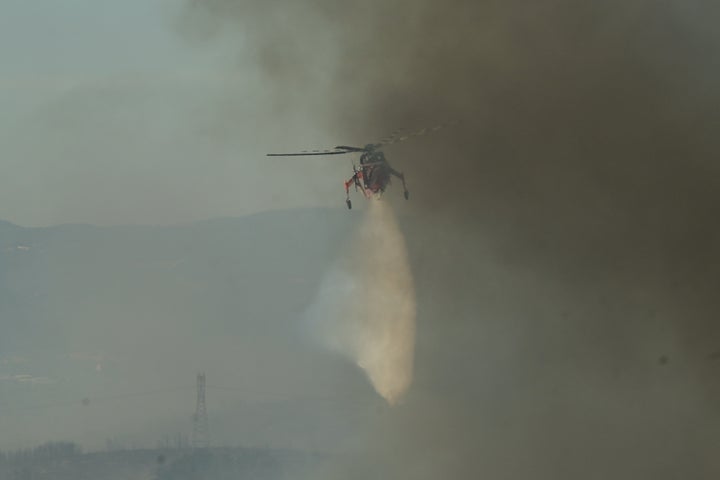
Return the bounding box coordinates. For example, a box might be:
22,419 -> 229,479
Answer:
0,0 -> 347,227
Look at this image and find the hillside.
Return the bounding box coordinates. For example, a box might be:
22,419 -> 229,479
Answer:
0,208 -> 384,451
0,208 -> 354,350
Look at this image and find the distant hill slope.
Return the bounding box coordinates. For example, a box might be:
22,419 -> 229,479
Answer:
0,208 -> 375,448
0,208 -> 356,353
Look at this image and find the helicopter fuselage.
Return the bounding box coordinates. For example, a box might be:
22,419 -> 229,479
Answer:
265,141 -> 408,209
358,151 -> 392,195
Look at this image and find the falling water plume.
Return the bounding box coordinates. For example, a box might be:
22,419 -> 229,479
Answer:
308,200 -> 416,405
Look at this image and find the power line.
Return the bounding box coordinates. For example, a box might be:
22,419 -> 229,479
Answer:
0,386 -> 195,415
1,382 -> 381,416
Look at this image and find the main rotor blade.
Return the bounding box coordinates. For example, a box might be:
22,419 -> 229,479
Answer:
266,149 -> 350,157
334,145 -> 367,152
377,121 -> 458,147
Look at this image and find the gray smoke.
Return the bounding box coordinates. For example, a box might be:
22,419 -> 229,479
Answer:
179,1 -> 720,477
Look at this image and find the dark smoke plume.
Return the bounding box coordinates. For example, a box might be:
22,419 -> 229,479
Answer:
180,1 -> 720,478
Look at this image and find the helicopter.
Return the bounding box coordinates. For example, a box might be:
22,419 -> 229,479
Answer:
268,143 -> 406,209
267,123 -> 452,209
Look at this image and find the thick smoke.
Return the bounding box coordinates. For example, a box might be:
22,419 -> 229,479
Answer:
307,201 -> 415,405
181,0 -> 720,477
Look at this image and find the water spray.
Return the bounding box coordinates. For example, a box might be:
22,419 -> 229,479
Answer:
307,200 -> 416,405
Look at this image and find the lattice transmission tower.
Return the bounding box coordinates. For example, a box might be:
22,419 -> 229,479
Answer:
192,373 -> 209,448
